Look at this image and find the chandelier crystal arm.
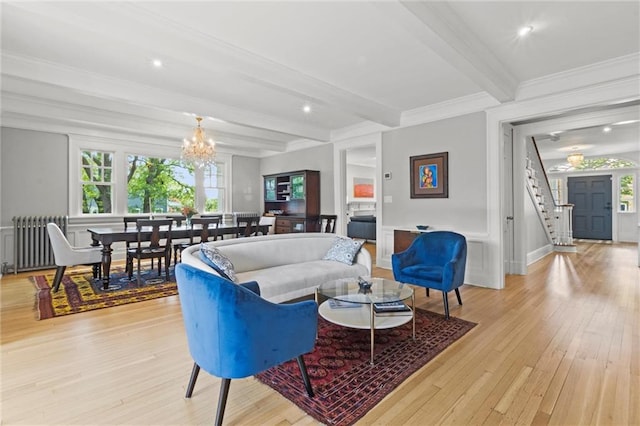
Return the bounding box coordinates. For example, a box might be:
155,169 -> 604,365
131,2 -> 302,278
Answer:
182,116 -> 216,168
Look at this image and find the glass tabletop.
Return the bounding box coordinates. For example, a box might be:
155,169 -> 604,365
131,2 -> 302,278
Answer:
318,277 -> 413,305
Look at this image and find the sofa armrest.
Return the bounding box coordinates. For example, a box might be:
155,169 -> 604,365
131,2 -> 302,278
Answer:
354,245 -> 372,275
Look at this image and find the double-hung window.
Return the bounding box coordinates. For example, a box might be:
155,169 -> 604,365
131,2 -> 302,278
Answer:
80,150 -> 114,214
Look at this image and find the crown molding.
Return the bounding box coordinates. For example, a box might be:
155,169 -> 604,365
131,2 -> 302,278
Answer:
400,92 -> 499,126
516,53 -> 640,101
330,91 -> 499,142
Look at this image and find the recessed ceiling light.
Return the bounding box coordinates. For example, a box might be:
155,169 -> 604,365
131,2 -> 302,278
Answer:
603,126 -> 612,133
518,26 -> 533,37
152,59 -> 163,68
302,104 -> 312,114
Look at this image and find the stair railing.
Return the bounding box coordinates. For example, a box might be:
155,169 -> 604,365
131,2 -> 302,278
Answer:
525,137 -> 574,247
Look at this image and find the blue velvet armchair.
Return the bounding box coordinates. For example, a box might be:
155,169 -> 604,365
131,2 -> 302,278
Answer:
175,263 -> 318,425
392,231 -> 467,319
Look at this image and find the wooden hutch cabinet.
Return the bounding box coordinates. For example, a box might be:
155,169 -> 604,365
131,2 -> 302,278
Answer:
263,170 -> 320,234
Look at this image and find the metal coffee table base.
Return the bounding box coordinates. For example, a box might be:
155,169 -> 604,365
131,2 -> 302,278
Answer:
317,291 -> 416,365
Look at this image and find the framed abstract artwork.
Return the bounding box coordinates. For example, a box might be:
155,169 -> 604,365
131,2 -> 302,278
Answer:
353,177 -> 374,199
410,152 -> 448,198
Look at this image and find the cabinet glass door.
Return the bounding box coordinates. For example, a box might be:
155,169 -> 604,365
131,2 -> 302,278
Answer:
291,175 -> 305,199
265,177 -> 276,201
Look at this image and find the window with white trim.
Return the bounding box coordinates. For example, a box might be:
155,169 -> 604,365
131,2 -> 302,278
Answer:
203,163 -> 225,213
619,174 -> 635,212
126,154 -> 195,214
80,150 -> 114,214
72,136 -> 232,217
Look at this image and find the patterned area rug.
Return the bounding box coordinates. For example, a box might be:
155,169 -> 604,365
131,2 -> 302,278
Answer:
32,267 -> 177,320
257,308 -> 476,425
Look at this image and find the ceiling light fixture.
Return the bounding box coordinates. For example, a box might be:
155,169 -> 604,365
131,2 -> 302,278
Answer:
152,59 -> 163,68
302,104 -> 312,114
518,26 -> 533,37
603,126 -> 612,133
567,150 -> 584,167
181,116 -> 216,168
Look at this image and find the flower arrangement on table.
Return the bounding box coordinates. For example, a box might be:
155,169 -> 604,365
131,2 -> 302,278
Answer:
181,206 -> 198,224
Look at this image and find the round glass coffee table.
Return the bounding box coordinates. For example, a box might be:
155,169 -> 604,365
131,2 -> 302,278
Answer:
316,277 -> 415,365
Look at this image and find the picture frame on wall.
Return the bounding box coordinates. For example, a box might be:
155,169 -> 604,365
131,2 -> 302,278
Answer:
353,177 -> 374,199
410,152 -> 448,198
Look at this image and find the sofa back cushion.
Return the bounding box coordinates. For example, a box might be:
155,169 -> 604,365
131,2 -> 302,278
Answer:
203,233 -> 340,273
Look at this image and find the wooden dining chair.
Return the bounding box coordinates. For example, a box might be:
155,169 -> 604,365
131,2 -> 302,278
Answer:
318,215 -> 337,233
201,214 -> 225,239
236,216 -> 261,238
126,218 -> 173,285
174,216 -> 221,264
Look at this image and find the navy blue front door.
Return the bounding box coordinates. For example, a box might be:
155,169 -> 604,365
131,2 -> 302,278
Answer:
568,175 -> 612,240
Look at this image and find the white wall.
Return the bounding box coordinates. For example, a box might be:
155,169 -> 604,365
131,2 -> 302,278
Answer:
260,144 -> 335,214
376,112 -> 492,287
381,112 -> 487,233
231,155 -> 261,213
1,127 -> 69,225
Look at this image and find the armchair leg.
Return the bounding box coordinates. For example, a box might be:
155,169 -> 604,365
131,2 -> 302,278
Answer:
185,362 -> 200,398
455,288 -> 463,305
442,292 -> 450,320
426,288 -> 430,297
296,355 -> 314,397
215,378 -> 231,426
52,266 -> 66,292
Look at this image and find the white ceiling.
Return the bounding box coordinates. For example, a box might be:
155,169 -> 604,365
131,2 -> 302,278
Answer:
1,1 -> 639,158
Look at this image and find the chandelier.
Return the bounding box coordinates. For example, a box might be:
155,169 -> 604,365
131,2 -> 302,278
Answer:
567,152 -> 584,167
182,116 -> 216,168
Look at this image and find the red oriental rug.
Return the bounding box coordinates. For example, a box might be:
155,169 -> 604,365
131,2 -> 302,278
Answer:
32,267 -> 177,320
256,308 -> 476,425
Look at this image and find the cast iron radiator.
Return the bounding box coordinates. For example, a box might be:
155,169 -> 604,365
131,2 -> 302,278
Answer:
12,215 -> 68,273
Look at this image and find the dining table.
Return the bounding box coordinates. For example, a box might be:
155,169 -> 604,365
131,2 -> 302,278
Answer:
87,223 -> 268,289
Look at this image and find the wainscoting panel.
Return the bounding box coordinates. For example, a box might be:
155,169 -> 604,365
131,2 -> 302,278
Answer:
378,226 -> 496,289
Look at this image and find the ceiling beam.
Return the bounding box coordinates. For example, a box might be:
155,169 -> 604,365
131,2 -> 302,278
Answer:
1,53 -> 330,142
2,91 -> 288,152
6,2 -> 401,128
377,1 -> 519,103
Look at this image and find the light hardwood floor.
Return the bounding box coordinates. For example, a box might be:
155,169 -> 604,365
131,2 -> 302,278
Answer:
1,241 -> 638,425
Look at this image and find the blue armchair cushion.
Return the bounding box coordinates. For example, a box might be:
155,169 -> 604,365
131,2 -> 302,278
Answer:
323,236 -> 364,265
199,243 -> 238,282
402,265 -> 443,282
392,231 -> 467,293
175,263 -> 318,379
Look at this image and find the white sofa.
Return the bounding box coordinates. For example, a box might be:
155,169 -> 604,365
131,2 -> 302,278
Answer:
180,233 -> 372,303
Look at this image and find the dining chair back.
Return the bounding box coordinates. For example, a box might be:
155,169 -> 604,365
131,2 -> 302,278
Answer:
126,218 -> 173,285
165,214 -> 186,227
258,215 -> 276,235
46,223 -> 103,292
236,215 -> 261,238
318,214 -> 337,233
174,216 -> 221,264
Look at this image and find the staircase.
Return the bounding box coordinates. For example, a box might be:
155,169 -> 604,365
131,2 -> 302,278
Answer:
526,138 -> 576,252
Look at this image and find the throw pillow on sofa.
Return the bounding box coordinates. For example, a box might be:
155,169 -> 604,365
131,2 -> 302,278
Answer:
199,243 -> 238,282
323,236 -> 364,265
